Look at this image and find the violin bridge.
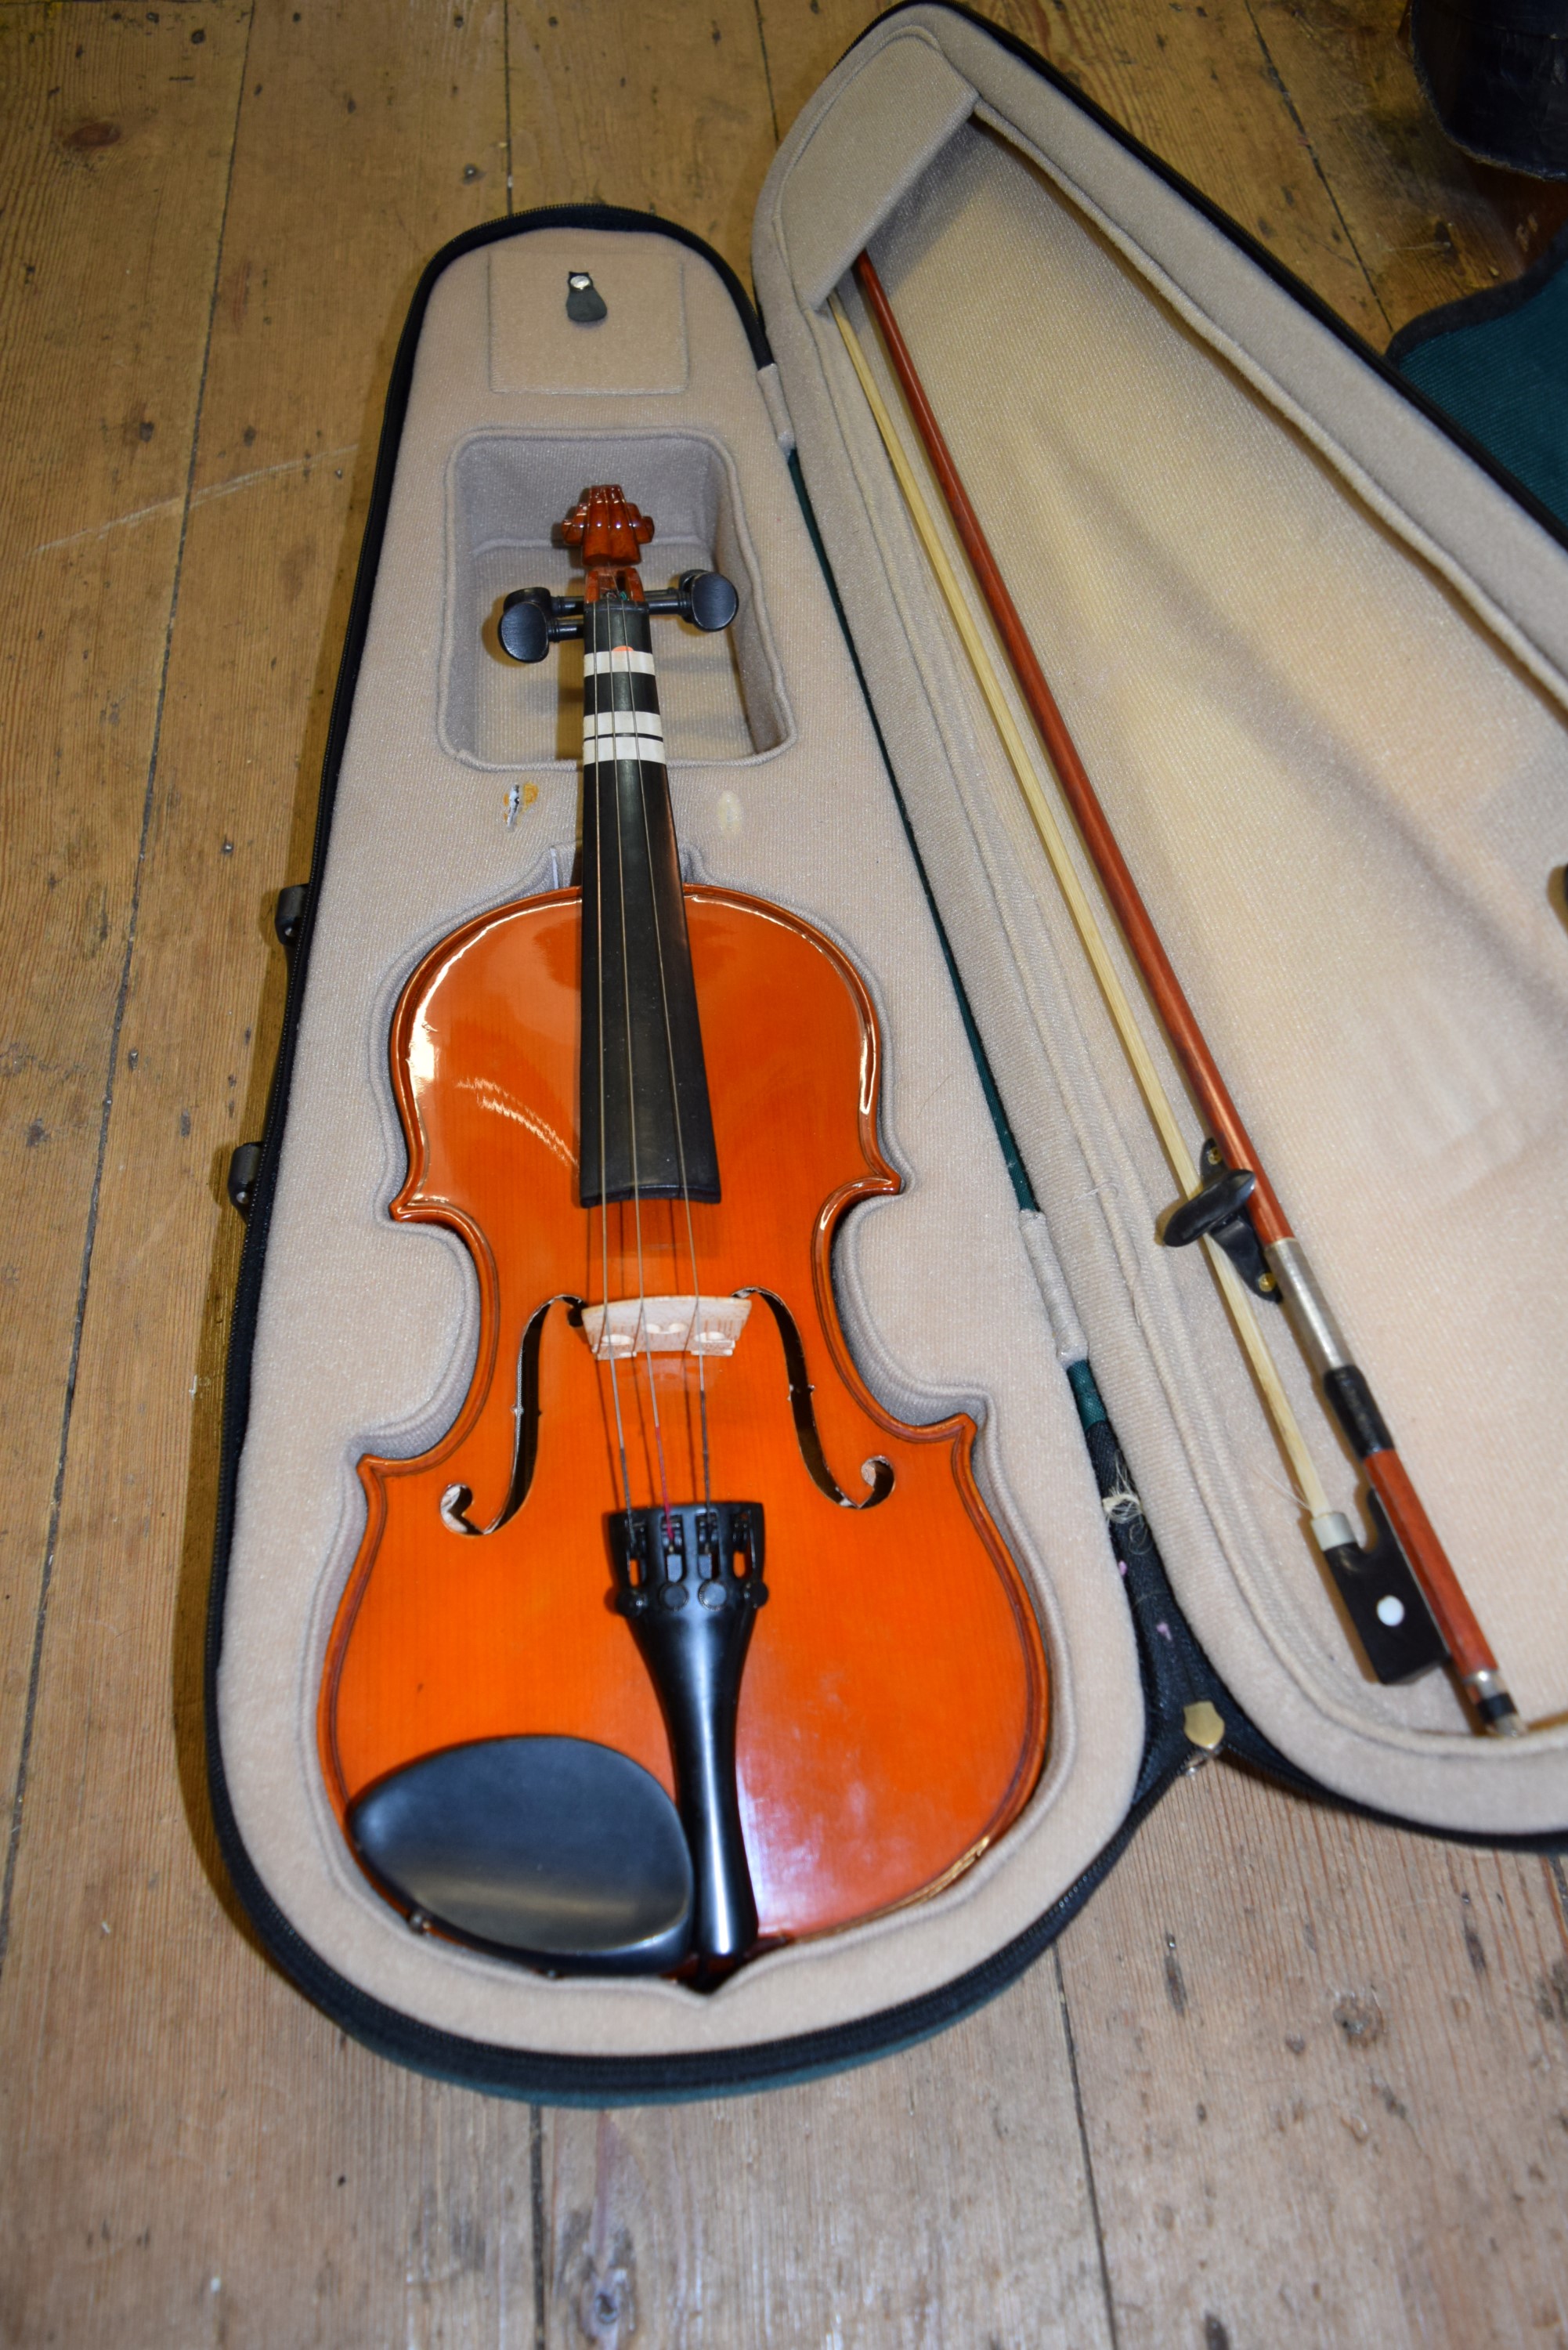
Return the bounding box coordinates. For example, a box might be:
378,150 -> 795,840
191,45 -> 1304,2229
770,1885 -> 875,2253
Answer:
580,1294 -> 752,1361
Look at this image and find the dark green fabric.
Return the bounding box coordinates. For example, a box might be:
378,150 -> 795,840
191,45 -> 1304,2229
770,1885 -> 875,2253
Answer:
1390,230 -> 1568,529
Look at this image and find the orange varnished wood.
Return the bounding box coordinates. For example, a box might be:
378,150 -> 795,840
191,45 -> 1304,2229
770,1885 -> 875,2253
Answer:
319,885 -> 1049,1943
562,483 -> 655,598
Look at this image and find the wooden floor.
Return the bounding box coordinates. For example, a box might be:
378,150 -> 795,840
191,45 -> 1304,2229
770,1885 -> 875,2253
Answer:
2,2 -> 1565,2342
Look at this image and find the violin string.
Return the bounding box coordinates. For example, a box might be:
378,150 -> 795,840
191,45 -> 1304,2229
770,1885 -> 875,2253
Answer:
609,589 -> 675,1536
592,593 -> 635,1532
630,581 -> 714,1516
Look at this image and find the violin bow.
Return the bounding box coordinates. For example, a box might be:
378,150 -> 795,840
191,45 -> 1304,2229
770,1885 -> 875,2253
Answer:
832,252 -> 1523,1737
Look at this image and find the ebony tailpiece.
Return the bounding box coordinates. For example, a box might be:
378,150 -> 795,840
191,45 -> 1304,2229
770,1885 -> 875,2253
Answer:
609,1502 -> 768,1974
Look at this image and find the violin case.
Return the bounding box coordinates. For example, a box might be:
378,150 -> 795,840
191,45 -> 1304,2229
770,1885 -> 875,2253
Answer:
209,1 -> 1568,2099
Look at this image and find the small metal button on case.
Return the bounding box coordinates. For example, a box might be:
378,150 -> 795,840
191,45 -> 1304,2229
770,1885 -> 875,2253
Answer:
1182,1700 -> 1226,1755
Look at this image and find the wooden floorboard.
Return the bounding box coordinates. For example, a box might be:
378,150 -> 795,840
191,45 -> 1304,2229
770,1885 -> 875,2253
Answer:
0,9 -> 534,2346
509,0 -> 780,282
0,0 -> 249,1950
2,2 -> 1562,2343
1057,1766 -> 1568,2347
539,1985 -> 1115,2349
1244,0 -> 1521,334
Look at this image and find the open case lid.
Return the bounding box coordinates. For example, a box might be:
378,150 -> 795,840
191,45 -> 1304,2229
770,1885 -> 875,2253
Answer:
755,2 -> 1568,1818
208,5 -> 1568,2100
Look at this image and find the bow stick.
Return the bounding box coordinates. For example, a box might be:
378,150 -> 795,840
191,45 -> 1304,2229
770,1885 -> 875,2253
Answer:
833,251 -> 1522,1737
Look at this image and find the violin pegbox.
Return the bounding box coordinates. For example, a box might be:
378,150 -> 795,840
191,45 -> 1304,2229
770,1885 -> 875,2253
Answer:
497,486 -> 739,664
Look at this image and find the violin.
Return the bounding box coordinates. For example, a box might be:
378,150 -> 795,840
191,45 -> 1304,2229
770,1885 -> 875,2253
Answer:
318,486 -> 1049,1983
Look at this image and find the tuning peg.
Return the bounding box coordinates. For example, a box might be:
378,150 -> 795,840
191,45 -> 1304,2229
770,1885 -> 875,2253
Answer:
498,587 -> 585,660
643,570 -> 739,633
683,569 -> 739,631
499,588 -> 554,663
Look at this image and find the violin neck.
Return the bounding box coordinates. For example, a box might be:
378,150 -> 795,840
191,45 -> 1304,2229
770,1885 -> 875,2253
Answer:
578,595 -> 721,1210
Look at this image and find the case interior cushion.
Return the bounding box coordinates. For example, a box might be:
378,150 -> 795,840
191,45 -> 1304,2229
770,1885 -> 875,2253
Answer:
489,237 -> 688,395
779,31 -> 977,311
869,120 -> 1568,1726
754,9 -> 1568,1823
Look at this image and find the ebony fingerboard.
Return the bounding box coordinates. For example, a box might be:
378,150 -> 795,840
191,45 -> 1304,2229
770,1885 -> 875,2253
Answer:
578,598 -> 721,1209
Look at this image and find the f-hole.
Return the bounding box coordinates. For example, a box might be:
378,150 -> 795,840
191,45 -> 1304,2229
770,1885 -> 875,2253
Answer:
442,1293 -> 584,1537
739,1288 -> 894,1509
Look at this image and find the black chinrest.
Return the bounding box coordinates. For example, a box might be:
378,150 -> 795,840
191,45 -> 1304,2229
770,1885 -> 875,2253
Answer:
349,1734 -> 694,1974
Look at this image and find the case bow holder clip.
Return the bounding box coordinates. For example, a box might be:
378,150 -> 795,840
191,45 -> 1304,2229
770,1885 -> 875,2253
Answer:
1161,1142 -> 1445,1685
1162,1138 -> 1278,1302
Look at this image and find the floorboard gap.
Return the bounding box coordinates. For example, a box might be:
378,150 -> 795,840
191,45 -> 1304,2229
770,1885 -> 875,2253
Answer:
1054,1944 -> 1122,2350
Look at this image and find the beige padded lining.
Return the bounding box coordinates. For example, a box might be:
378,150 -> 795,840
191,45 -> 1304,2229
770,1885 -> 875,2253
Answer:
755,11 -> 1568,1828
780,32 -> 977,310
489,238 -> 688,394
219,226 -> 1141,2059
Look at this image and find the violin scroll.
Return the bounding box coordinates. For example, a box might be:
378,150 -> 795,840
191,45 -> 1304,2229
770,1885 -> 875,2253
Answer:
561,484 -> 654,577
498,482 -> 735,661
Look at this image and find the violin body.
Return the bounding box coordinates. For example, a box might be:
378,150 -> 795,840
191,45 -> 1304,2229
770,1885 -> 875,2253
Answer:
319,486 -> 1047,1972
320,880 -> 1047,1943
